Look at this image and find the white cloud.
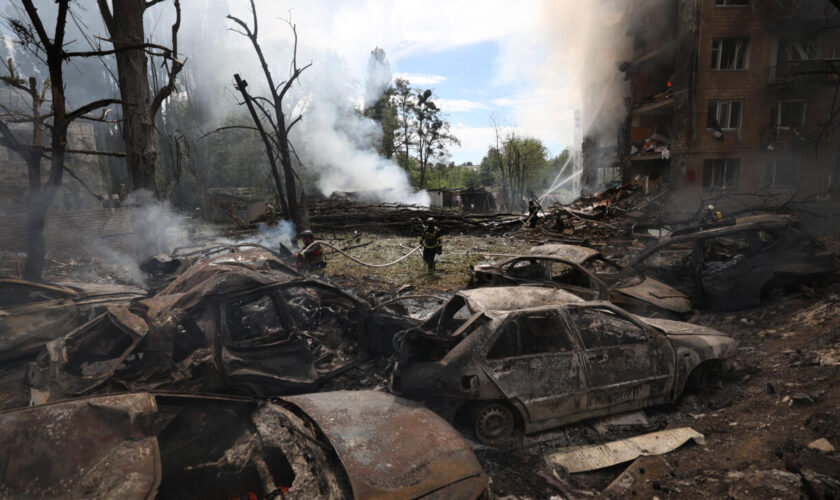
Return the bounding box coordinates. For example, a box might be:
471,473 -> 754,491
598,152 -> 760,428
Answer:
393,72 -> 447,85
435,98 -> 489,113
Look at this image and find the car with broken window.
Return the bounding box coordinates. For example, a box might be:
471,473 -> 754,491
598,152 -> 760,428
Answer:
0,390 -> 488,499
0,278 -> 146,366
21,249 -> 415,406
624,214 -> 839,309
389,287 -> 735,444
471,243 -> 692,318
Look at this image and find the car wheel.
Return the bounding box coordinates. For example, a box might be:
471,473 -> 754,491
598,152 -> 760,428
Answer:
473,402 -> 514,444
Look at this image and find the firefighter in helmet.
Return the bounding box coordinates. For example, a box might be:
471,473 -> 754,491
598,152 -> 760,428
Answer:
420,218 -> 443,273
294,230 -> 325,272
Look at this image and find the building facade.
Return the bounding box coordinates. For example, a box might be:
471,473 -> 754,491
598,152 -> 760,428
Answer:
594,0 -> 840,228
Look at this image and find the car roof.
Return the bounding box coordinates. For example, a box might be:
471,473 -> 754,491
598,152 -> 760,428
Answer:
456,286 -> 583,312
529,244 -> 600,264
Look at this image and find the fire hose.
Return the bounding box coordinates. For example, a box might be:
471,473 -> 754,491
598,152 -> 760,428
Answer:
300,240 -> 422,268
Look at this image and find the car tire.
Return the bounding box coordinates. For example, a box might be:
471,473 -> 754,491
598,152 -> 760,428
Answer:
473,402 -> 514,445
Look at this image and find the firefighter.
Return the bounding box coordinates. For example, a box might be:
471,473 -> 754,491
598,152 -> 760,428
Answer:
700,204 -> 723,228
420,218 -> 443,273
527,198 -> 540,228
263,201 -> 278,226
294,230 -> 325,272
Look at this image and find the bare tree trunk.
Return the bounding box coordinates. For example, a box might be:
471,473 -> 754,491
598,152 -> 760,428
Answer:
103,0 -> 157,194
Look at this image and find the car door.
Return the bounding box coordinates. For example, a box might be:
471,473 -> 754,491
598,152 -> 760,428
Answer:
482,310 -> 587,422
566,305 -> 675,412
697,232 -> 764,305
218,290 -> 317,392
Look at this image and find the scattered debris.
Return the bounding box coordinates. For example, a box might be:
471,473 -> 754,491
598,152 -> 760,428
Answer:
807,437 -> 836,453
546,428 -> 705,473
0,391 -> 488,499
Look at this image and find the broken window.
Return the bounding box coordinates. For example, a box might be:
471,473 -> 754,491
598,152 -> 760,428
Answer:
703,159 -> 740,190
765,159 -> 798,187
223,293 -> 287,344
715,0 -> 748,5
550,262 -> 593,289
504,259 -> 549,280
707,101 -> 742,129
701,234 -> 753,272
753,230 -> 780,250
487,313 -> 572,359
711,39 -> 749,69
569,309 -> 647,349
771,101 -> 806,128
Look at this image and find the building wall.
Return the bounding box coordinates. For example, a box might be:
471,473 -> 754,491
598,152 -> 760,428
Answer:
626,0 -> 840,224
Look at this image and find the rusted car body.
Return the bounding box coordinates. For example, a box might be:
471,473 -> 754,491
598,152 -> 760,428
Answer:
0,390 -> 488,499
471,243 -> 691,318
626,215 -> 839,309
0,278 -> 146,365
390,287 -> 735,444
24,249 -> 415,405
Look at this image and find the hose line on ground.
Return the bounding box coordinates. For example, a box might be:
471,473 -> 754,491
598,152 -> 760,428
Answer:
300,241 -> 423,268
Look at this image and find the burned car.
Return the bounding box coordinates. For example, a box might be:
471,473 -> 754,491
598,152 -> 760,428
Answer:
0,278 -> 146,365
626,215 -> 839,309
24,249 -> 415,405
0,390 -> 488,499
390,287 -> 735,444
471,243 -> 691,318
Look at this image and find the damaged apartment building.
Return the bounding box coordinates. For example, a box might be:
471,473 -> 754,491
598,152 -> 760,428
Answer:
583,0 -> 840,232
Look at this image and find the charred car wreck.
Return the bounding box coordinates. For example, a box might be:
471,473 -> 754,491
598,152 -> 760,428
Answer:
471,243 -> 692,319
390,287 -> 735,444
0,279 -> 146,365
626,215 -> 839,309
0,390 -> 488,499
21,249 -> 414,406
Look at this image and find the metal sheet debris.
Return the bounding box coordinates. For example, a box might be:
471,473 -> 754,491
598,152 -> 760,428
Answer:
545,427 -> 706,473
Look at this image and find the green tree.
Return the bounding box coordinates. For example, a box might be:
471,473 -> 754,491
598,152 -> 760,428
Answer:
414,89 -> 459,188
362,48 -> 398,158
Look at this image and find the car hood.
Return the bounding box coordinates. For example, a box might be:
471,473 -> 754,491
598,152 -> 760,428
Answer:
284,390 -> 488,499
613,277 -> 692,314
640,317 -> 736,358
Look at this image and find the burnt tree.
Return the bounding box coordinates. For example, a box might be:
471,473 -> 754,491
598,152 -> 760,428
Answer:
1,1 -> 120,280
96,0 -> 183,195
228,1 -> 311,230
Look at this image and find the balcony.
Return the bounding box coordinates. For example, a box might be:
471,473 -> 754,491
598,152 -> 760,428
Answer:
769,59 -> 840,86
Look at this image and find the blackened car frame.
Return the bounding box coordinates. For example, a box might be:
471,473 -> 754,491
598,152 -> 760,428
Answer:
471,243 -> 692,319
390,287 -> 735,444
625,215 -> 839,309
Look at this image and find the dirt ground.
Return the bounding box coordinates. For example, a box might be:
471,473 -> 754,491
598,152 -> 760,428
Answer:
320,229 -> 840,499
8,225 -> 838,498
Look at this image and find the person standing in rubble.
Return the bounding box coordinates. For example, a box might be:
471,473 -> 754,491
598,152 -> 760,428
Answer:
528,199 -> 540,228
263,201 -> 278,226
700,204 -> 723,228
294,230 -> 326,272
421,218 -> 443,273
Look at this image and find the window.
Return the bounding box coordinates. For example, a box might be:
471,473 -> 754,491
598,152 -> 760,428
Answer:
224,294 -> 286,343
487,313 -> 572,359
715,0 -> 749,5
504,259 -> 549,280
701,234 -> 754,272
703,159 -> 741,189
771,101 -> 805,128
711,39 -> 749,69
765,159 -> 797,187
707,101 -> 742,129
569,309 -> 647,349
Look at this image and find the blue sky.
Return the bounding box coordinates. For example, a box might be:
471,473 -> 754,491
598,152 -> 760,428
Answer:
394,40 -> 569,164
227,0 -> 580,166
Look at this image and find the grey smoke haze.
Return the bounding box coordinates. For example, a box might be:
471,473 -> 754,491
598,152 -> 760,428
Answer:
1,0 -> 429,205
